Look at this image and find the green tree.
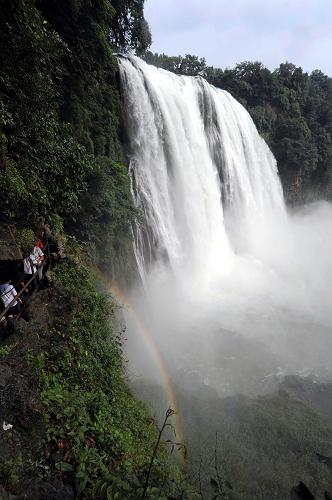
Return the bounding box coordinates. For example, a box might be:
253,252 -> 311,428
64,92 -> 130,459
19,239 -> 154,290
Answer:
110,0 -> 152,52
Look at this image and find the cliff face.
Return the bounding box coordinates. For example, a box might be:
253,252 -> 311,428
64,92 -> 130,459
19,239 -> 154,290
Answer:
279,168 -> 318,205
0,228 -> 21,261
0,286 -> 75,499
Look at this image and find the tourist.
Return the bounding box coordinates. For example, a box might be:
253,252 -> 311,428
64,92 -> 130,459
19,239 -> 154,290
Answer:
21,252 -> 37,292
32,241 -> 44,282
0,280 -> 22,317
34,238 -> 45,250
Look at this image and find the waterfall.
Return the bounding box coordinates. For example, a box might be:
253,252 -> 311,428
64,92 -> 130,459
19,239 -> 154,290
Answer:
118,55 -> 332,399
118,56 -> 285,286
116,57 -> 332,500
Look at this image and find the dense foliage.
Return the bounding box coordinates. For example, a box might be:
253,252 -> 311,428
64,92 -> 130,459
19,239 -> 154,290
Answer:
143,52 -> 332,203
0,0 -> 150,274
109,0 -> 152,52
28,256 -> 191,498
0,250 -> 192,498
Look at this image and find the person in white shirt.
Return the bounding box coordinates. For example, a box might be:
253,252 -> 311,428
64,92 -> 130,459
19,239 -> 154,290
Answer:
21,252 -> 37,292
20,244 -> 45,293
0,280 -> 22,317
32,243 -> 44,281
23,255 -> 36,275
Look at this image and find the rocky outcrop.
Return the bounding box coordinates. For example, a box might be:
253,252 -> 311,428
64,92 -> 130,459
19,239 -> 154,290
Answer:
0,227 -> 21,261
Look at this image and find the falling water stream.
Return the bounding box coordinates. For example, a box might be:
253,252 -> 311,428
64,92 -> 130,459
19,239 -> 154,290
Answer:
118,54 -> 332,403
115,55 -> 332,498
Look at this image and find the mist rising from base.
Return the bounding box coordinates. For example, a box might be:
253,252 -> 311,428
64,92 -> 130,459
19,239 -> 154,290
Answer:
125,200 -> 332,401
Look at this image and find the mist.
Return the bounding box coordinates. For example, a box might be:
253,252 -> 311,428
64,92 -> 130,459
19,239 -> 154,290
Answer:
124,200 -> 332,401
117,53 -> 332,412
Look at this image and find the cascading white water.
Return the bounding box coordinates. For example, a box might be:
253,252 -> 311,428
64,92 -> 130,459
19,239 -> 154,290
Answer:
117,56 -> 332,499
118,56 -> 285,288
118,55 -> 332,398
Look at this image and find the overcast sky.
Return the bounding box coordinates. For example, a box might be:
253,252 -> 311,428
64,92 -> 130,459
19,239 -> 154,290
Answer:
144,0 -> 332,75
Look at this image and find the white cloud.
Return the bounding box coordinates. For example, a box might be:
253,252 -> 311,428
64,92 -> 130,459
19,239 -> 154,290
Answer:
144,0 -> 332,74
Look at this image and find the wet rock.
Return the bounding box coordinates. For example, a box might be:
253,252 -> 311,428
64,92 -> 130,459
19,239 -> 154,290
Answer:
0,227 -> 22,261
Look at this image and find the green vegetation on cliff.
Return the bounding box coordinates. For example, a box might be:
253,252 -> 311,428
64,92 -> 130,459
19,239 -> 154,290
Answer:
37,256 -> 189,498
0,249 -> 192,498
0,0 -> 150,275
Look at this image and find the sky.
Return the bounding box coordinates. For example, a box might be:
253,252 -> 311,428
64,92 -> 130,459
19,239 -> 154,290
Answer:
144,0 -> 332,75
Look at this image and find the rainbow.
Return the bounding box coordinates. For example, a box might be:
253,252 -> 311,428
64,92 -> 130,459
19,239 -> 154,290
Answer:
99,276 -> 185,458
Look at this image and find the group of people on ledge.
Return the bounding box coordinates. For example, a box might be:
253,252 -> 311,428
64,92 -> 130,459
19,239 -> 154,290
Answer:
0,237 -> 47,320
0,215 -> 66,324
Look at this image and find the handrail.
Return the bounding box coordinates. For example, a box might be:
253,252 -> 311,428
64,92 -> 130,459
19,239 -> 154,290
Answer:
0,253 -> 49,323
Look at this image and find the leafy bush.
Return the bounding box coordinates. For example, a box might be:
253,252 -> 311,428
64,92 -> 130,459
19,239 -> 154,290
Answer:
15,228 -> 35,255
27,257 -> 191,498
